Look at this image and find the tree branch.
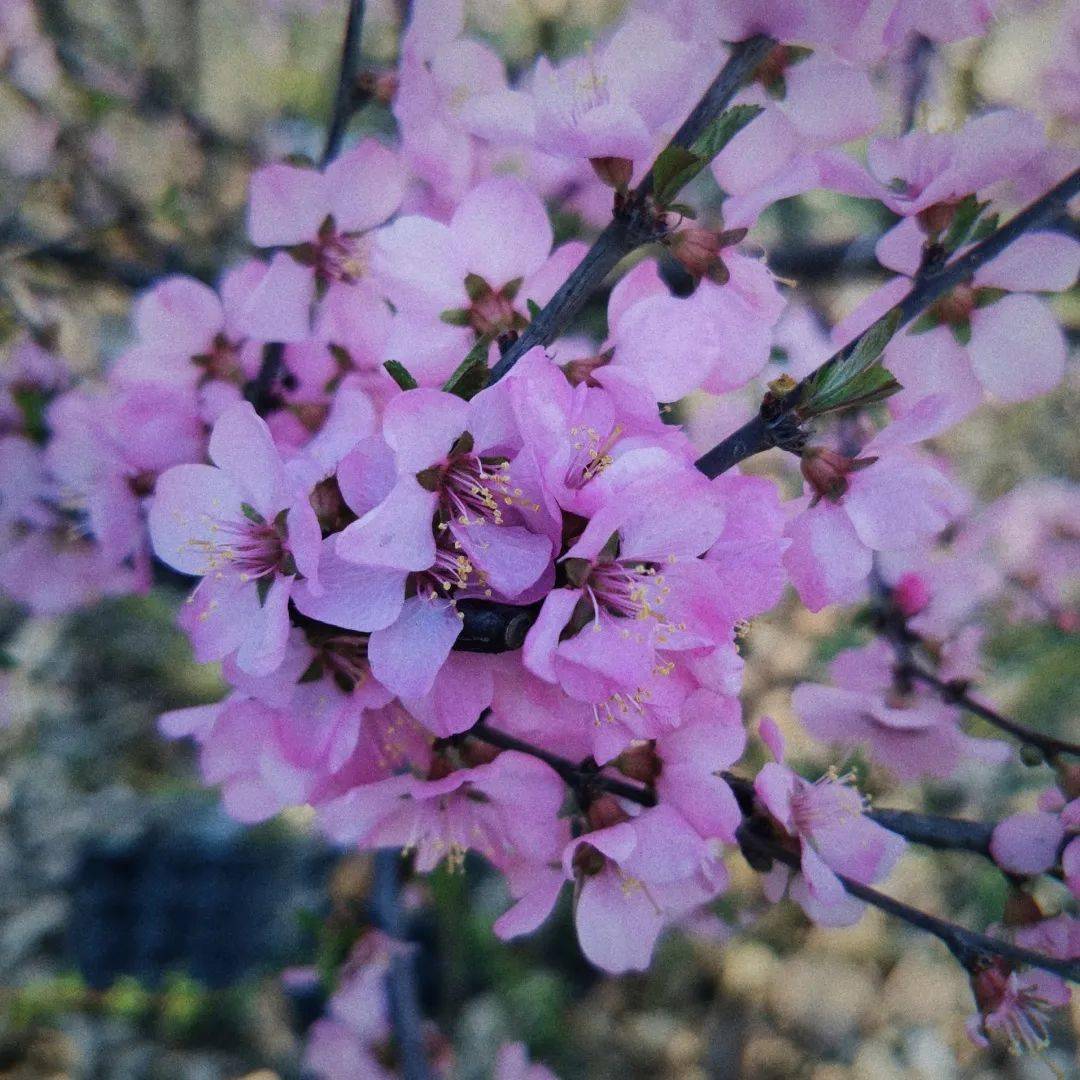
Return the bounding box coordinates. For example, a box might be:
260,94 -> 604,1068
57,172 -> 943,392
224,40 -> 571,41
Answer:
904,661 -> 1080,761
487,34 -> 775,384
738,829 -> 1080,983
695,166 -> 1080,478
469,718 -> 1073,980
322,0 -> 367,167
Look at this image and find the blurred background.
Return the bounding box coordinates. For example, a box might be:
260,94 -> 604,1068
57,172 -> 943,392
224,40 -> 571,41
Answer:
0,0 -> 1078,1077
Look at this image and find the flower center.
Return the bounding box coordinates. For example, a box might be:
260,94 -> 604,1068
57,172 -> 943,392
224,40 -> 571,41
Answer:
564,424 -> 621,490
188,509 -> 289,580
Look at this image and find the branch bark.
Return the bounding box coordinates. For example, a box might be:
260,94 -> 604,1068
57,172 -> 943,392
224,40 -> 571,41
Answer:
738,829 -> 1080,983
695,166 -> 1080,478
487,34 -> 775,384
322,0 -> 367,167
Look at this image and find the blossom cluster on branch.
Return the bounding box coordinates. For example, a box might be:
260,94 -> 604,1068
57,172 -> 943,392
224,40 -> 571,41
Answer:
2,0 -> 1079,1062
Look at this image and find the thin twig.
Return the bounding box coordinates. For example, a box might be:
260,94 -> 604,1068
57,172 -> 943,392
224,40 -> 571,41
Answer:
901,35 -> 934,133
738,830 -> 1080,982
487,35 -> 775,384
322,0 -> 367,167
904,661 -> 1080,761
695,166 -> 1080,478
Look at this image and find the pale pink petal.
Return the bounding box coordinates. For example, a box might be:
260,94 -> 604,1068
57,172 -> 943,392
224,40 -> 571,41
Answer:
574,867 -> 665,973
235,574 -> 293,675
990,812 -> 1065,876
382,388 -> 470,471
450,177 -> 553,287
134,277 -> 224,354
235,253 -> 315,343
975,232 -> 1080,293
367,595 -> 462,699
292,539 -> 406,631
325,139 -> 408,233
754,762 -> 797,833
334,477 -> 438,572
208,401 -> 287,518
967,294 -> 1066,402
148,464 -> 243,575
248,163 -> 330,247
874,217 -> 924,277
783,501 -> 872,611
372,215 -> 466,313
845,455 -> 964,551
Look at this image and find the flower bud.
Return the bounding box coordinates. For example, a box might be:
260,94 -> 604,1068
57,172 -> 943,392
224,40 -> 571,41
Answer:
1002,888 -> 1043,928
670,226 -> 748,284
800,447 -> 875,505
893,572 -> 930,618
589,156 -> 633,191
916,200 -> 957,236
615,742 -> 661,784
931,283 -> 977,325
586,793 -> 629,831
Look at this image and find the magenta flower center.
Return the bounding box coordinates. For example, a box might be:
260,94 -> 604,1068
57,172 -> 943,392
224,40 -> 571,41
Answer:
585,557 -> 669,623
316,229 -> 368,286
190,514 -> 287,580
564,424 -> 622,490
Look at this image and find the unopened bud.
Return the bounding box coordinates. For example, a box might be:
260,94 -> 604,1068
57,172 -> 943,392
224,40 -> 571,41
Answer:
893,572 -> 930,618
590,156 -> 633,191
572,841 -> 607,877
670,226 -> 748,283
615,743 -> 661,784
586,793 -> 629,831
1002,888 -> 1043,928
800,447 -> 875,505
916,200 -> 958,236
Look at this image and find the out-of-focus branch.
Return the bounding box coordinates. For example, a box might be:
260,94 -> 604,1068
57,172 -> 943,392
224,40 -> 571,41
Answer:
695,166 -> 1080,478
901,34 -> 934,132
370,850 -> 435,1080
871,578 -> 1080,762
487,34 -> 775,384
738,828 -> 1080,983
322,0 -> 367,167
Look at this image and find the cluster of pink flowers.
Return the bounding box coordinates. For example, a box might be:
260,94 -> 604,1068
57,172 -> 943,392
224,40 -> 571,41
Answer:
3,0 -> 1078,1057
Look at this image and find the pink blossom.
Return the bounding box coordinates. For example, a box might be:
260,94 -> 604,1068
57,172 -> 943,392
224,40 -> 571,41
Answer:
783,443 -> 968,612
498,802 -> 727,974
373,177 -> 585,385
527,13 -> 696,175
793,640 -> 1011,780
608,254 -> 784,400
149,401 -> 323,674
495,1043 -> 558,1080
319,750 -> 567,874
820,109 -> 1045,219
753,718 -> 906,927
239,141 -> 407,343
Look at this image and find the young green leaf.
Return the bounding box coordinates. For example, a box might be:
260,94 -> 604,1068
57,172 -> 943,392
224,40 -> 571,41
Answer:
442,339 -> 491,401
802,310 -> 901,417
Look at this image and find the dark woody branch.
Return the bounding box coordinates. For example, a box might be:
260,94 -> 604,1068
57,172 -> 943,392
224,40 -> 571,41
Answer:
487,34 -> 776,384
738,828 -> 1080,983
695,166 -> 1080,478
467,716 -> 1076,982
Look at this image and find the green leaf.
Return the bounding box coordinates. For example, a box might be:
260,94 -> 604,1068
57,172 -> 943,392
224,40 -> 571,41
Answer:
651,145 -> 700,205
968,212 -> 1000,245
256,577 -> 273,607
439,308 -> 472,327
526,298 -> 543,321
11,386 -> 49,443
652,105 -> 764,205
688,104 -> 764,169
942,194 -> 986,253
0,650 -> 16,670
240,502 -> 265,524
442,338 -> 491,401
383,360 -> 418,391
802,310 -> 901,417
